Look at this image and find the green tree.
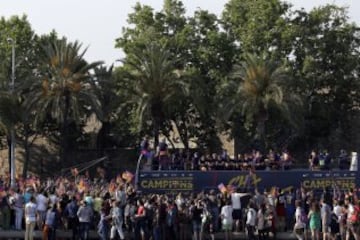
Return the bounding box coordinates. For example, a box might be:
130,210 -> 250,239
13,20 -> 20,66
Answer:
222,0 -> 291,57
221,0 -> 360,156
180,10 -> 236,150
91,65 -> 138,153
0,15 -> 39,175
0,15 -> 36,88
116,2 -> 236,150
26,37 -> 102,169
122,42 -> 188,147
286,5 -> 360,152
92,66 -> 116,155
223,54 -> 302,150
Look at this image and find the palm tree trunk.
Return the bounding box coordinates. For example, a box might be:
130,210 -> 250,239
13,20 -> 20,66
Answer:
255,119 -> 266,151
255,107 -> 269,151
234,134 -> 241,159
22,124 -> 30,178
97,122 -> 110,157
7,134 -> 11,175
180,117 -> 189,150
60,92 -> 70,172
153,120 -> 159,150
60,125 -> 67,172
152,102 -> 163,150
233,119 -> 242,159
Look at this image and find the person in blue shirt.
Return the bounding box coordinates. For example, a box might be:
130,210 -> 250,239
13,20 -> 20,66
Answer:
285,189 -> 296,231
44,204 -> 59,240
97,207 -> 109,240
64,196 -> 79,240
23,187 -> 33,204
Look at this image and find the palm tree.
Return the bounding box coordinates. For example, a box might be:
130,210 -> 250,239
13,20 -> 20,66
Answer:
222,54 -> 302,150
26,38 -> 102,169
124,42 -> 188,147
92,65 -> 121,155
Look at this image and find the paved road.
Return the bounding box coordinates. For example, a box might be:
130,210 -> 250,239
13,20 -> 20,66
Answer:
0,230 -> 298,239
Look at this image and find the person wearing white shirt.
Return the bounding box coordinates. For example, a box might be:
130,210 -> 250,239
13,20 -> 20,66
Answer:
333,199 -> 345,240
175,193 -> 185,209
24,196 -> 37,240
231,191 -> 242,232
293,200 -> 306,240
221,199 -> 233,240
345,197 -> 359,240
48,192 -> 58,206
246,203 -> 257,240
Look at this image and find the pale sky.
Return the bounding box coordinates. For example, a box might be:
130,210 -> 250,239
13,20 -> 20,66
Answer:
1,0 -> 359,65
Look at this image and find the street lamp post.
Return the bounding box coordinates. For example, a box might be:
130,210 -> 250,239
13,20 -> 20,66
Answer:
7,37 -> 16,187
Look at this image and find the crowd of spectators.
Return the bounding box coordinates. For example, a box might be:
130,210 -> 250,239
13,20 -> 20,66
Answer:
0,172 -> 358,240
141,137 -> 356,172
308,149 -> 354,171
140,137 -> 293,171
0,138 -> 355,240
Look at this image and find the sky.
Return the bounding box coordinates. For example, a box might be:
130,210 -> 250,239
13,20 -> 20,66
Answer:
1,0 -> 359,65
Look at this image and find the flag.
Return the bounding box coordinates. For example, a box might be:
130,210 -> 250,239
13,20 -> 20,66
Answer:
218,183 -> 227,194
227,185 -> 236,194
122,171 -> 134,183
109,180 -> 116,193
77,178 -> 88,193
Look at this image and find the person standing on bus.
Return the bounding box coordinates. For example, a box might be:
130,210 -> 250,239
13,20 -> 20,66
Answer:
157,139 -> 169,170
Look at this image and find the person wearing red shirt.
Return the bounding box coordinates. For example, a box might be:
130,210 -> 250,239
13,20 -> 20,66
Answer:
135,200 -> 148,240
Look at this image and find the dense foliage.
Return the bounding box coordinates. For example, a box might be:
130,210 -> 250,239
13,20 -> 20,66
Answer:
0,0 -> 359,175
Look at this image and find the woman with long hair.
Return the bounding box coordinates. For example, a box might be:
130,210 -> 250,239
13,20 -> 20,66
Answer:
308,201 -> 321,240
293,200 -> 306,240
257,203 -> 267,240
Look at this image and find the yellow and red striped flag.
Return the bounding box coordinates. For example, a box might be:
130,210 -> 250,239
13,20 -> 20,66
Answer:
122,171 -> 134,183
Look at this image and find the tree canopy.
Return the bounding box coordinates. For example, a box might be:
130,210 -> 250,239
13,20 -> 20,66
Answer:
0,0 -> 360,175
